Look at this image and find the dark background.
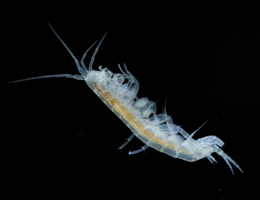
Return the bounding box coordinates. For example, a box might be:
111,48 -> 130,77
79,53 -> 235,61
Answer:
2,1 -> 259,199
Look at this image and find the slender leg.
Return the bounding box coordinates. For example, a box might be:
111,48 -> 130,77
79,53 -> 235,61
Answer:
129,145 -> 149,155
188,119 -> 209,139
197,136 -> 224,147
214,145 -> 243,174
118,134 -> 135,150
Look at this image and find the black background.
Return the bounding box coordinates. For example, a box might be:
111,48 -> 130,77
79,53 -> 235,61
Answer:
2,1 -> 259,199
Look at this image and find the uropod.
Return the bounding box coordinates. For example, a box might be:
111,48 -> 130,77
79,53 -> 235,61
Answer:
9,23 -> 243,174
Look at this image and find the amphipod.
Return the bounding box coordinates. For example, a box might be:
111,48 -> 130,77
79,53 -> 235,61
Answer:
9,23 -> 243,174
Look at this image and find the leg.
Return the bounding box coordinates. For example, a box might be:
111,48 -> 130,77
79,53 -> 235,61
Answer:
118,134 -> 135,150
197,136 -> 224,147
188,119 -> 209,139
118,63 -> 140,90
129,145 -> 149,155
213,145 -> 243,174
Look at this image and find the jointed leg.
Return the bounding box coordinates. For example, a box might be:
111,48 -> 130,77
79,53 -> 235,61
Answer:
118,134 -> 135,150
129,145 -> 149,155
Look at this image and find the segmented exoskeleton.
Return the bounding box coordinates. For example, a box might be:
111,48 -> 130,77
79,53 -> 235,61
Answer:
9,23 -> 243,174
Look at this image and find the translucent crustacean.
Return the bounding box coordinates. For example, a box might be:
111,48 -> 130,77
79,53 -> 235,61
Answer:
9,23 -> 243,174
